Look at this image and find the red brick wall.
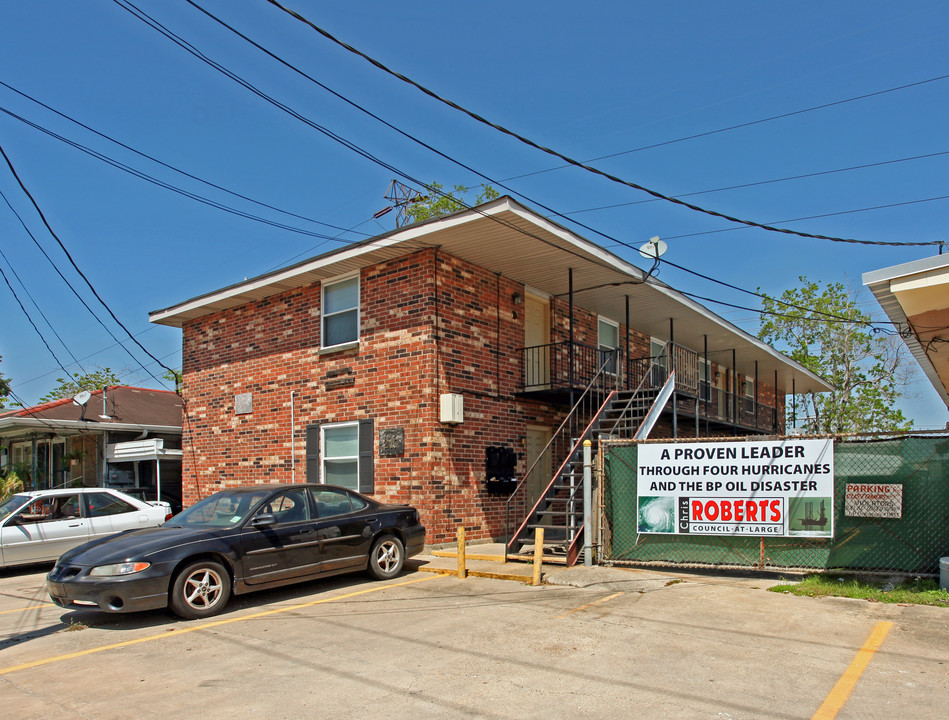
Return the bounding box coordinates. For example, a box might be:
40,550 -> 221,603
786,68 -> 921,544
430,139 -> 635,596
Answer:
180,245 -> 786,544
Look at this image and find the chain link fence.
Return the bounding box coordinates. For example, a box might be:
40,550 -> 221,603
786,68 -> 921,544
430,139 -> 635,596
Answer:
600,431 -> 949,575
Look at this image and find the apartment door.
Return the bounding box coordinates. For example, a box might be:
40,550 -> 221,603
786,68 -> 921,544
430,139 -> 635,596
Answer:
524,426 -> 553,501
524,293 -> 550,390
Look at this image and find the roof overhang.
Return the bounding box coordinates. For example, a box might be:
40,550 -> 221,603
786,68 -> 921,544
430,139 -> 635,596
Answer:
151,197 -> 831,394
0,418 -> 182,440
863,254 -> 949,407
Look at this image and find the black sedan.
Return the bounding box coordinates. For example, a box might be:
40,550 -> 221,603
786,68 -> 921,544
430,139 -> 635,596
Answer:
47,484 -> 426,619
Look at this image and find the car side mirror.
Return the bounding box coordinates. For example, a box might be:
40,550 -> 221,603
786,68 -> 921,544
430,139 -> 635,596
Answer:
251,513 -> 277,529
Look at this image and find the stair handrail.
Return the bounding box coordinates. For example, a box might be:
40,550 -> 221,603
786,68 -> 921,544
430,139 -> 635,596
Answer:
505,390 -> 617,554
504,350 -> 619,555
603,348 -> 671,438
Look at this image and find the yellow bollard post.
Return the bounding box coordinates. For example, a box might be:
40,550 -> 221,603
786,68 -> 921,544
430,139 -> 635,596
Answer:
532,528 -> 544,586
457,526 -> 467,579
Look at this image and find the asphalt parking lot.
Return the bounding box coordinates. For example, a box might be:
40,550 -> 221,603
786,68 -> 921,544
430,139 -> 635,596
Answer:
1,557 -> 946,720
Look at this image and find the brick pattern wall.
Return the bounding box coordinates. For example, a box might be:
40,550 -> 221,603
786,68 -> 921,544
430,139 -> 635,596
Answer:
180,245 -> 787,544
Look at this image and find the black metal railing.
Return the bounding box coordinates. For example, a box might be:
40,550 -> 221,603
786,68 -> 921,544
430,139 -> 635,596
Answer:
506,351 -> 619,557
523,340 -> 779,433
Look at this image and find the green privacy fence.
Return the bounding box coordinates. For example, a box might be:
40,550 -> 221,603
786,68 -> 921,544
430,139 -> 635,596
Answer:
601,433 -> 949,574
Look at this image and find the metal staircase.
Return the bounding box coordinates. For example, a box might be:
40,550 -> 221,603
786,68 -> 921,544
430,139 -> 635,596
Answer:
505,354 -> 675,565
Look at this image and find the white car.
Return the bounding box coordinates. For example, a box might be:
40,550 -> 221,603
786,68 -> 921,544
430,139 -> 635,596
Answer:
0,488 -> 171,568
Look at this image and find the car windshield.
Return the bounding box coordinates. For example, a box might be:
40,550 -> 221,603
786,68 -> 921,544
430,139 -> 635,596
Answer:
166,490 -> 271,529
0,494 -> 28,523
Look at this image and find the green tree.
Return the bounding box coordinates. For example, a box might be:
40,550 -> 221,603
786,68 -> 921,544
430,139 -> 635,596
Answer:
162,368 -> 183,393
0,356 -> 10,410
39,368 -> 123,404
404,182 -> 499,224
758,277 -> 913,434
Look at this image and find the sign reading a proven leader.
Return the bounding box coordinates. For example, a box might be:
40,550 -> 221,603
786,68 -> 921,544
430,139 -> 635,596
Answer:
637,438 -> 834,538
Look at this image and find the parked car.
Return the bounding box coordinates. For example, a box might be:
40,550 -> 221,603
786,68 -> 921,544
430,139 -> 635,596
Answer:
120,487 -> 183,516
0,488 -> 171,568
47,484 -> 426,619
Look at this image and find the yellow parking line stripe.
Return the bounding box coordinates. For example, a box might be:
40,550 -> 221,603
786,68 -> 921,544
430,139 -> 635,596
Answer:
0,604 -> 54,615
811,621 -> 894,720
0,573 -> 442,675
556,591 -> 624,618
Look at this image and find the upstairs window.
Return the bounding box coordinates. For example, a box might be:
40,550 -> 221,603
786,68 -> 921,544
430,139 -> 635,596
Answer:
322,275 -> 360,349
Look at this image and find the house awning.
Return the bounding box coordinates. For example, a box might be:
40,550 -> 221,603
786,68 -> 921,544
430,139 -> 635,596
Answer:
107,439 -> 183,463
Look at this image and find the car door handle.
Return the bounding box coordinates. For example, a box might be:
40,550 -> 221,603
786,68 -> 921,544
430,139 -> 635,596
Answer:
67,523 -> 83,528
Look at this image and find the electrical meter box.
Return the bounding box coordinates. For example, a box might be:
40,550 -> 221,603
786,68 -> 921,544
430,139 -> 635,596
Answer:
439,393 -> 464,424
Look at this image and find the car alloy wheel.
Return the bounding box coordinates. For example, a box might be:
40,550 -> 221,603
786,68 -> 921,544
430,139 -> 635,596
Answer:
367,534 -> 404,580
170,560 -> 231,619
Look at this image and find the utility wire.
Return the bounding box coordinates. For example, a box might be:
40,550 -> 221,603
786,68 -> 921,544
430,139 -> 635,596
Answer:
0,262 -> 80,384
115,0 -> 631,274
0,183 -> 153,374
0,106 -> 362,244
505,76 -> 949,181
149,0 -> 903,336
0,191 -> 89,374
662,195 -> 949,241
0,80 -> 370,238
180,0 -> 907,335
263,0 -> 945,249
566,150 -> 949,215
118,0 -> 907,343
0,142 -> 171,384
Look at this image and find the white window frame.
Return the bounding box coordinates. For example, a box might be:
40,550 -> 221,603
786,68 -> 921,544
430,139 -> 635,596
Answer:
598,317 -> 619,374
321,421 -> 360,490
321,273 -> 360,351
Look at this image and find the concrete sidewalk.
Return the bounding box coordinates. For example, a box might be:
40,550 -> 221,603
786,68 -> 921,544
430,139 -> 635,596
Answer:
411,542 -> 764,593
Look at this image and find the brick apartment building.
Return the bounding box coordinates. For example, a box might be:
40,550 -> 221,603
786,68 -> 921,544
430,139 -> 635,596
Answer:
150,197 -> 829,546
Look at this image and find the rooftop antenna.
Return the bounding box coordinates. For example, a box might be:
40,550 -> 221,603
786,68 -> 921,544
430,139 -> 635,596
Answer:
381,180 -> 426,228
638,236 -> 667,280
72,390 -> 91,422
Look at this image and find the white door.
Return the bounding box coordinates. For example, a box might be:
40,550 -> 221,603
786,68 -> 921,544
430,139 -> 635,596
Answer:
524,426 -> 553,499
524,294 -> 550,389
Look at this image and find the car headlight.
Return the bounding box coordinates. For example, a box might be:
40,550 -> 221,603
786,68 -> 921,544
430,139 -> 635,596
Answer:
89,562 -> 151,577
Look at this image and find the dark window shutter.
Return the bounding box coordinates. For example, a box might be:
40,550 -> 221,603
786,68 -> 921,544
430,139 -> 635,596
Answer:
358,418 -> 374,494
305,423 -> 321,483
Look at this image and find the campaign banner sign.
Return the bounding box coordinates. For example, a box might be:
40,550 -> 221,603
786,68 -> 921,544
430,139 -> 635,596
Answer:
637,439 -> 834,538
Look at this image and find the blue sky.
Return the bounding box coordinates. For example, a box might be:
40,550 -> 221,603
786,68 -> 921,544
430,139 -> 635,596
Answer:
1,1 -> 946,428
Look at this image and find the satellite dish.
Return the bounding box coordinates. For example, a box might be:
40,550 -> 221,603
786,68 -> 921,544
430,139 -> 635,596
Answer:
638,236 -> 667,260
72,390 -> 92,407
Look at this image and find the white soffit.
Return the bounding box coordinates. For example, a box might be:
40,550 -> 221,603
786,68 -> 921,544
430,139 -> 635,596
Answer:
864,254 -> 949,407
150,197 -> 830,392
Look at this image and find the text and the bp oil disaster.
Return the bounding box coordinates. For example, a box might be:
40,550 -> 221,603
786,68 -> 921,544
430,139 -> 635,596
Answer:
637,439 -> 834,538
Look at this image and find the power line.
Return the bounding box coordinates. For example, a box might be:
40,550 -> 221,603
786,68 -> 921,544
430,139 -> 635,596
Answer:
123,0 -> 907,340
0,106 -> 365,245
0,260 -> 80,384
662,195 -> 949,241
0,142 -> 171,385
0,80 -> 371,238
565,150 -> 949,215
114,0 -> 631,274
0,192 -> 89,374
174,0 -> 924,333
505,75 -> 949,181
264,0 -> 946,250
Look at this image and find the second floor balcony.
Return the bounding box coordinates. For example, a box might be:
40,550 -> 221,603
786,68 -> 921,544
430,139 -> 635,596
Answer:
520,341 -> 779,434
